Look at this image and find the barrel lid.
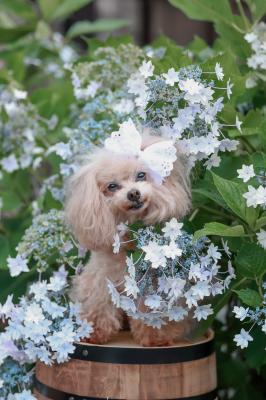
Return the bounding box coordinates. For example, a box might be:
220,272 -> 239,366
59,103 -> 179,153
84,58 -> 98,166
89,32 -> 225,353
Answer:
71,329 -> 215,364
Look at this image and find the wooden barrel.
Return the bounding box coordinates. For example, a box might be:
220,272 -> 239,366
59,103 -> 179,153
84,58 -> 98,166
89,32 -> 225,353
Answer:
34,330 -> 217,400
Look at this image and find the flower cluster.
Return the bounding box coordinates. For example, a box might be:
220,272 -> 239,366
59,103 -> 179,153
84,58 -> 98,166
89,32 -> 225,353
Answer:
0,85 -> 56,176
237,164 -> 266,249
0,269 -> 92,398
245,22 -> 266,72
233,282 -> 266,349
0,358 -> 34,400
108,218 -> 234,328
126,60 -> 239,169
7,209 -> 88,276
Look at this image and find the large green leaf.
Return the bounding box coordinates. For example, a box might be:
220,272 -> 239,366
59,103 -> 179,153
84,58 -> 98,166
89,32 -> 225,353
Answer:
212,172 -> 259,227
169,0 -> 234,24
235,288 -> 262,307
236,243 -> 266,278
67,19 -> 129,39
194,222 -> 245,240
51,0 -> 94,21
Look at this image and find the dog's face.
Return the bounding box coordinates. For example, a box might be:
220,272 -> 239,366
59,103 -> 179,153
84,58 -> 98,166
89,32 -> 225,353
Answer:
96,156 -> 154,221
65,137 -> 191,250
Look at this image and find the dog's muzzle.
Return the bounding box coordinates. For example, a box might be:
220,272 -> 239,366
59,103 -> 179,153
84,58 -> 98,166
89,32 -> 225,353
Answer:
127,189 -> 144,210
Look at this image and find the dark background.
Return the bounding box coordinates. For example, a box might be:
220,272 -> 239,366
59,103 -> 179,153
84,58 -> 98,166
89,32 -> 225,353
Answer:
64,0 -> 216,46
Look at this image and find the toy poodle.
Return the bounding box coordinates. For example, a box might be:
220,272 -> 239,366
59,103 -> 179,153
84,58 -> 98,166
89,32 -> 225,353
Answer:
66,126 -> 191,346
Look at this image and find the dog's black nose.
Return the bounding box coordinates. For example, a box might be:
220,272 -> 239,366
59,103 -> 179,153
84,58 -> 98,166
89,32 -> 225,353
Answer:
127,189 -> 141,202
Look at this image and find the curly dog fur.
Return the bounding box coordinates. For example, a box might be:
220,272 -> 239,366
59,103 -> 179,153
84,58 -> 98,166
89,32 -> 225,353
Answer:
65,135 -> 192,346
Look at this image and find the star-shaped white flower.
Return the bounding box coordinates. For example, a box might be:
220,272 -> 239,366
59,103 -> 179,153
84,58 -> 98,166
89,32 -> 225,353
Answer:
7,255 -> 29,277
139,60 -> 154,78
237,164 -> 255,182
257,229 -> 266,249
233,306 -> 249,321
234,329 -> 253,349
162,68 -> 179,86
215,63 -> 224,81
194,304 -> 213,321
142,241 -> 166,269
162,218 -> 183,240
163,241 -> 182,259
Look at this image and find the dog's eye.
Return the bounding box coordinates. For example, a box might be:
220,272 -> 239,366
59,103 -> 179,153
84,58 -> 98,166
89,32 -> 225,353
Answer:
136,172 -> 146,181
107,182 -> 119,192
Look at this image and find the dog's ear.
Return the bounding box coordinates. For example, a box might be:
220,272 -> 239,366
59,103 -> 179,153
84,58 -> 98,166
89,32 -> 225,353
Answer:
65,163 -> 116,250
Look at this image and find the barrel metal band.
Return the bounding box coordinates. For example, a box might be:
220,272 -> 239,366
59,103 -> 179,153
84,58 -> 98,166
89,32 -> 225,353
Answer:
34,377 -> 217,400
71,338 -> 214,364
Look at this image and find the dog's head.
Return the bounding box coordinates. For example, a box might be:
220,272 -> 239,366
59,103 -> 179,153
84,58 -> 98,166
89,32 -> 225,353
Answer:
65,135 -> 191,250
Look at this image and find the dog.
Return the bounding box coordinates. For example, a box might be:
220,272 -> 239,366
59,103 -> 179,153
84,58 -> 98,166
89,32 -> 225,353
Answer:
65,133 -> 192,346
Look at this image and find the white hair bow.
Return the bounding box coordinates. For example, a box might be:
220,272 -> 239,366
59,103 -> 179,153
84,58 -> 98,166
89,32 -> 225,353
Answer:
104,119 -> 177,184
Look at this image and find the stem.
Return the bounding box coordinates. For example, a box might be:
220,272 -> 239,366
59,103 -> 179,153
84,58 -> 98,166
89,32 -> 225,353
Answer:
236,0 -> 250,30
196,203 -> 235,220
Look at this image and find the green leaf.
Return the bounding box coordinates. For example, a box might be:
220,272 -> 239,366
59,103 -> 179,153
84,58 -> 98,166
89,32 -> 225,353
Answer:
67,19 -> 129,39
236,243 -> 266,278
255,216 -> 266,230
168,0 -> 234,24
212,172 -> 259,227
51,0 -> 94,21
245,0 -> 266,21
0,235 -> 9,269
235,288 -> 262,307
38,0 -> 61,20
194,222 -> 245,240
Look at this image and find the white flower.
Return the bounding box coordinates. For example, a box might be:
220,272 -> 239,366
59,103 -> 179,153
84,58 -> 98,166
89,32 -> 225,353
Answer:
244,32 -> 257,43
24,303 -> 44,324
162,68 -> 179,86
42,299 -> 66,319
233,306 -> 249,321
13,89 -> 27,100
168,277 -> 186,299
120,296 -> 136,313
237,164 -> 255,182
226,79 -> 234,99
144,294 -> 162,309
139,60 -> 154,78
194,304 -> 213,321
0,295 -> 14,320
124,275 -> 139,298
112,99 -> 134,114
107,279 -> 120,307
13,390 -> 36,400
0,378 -> 3,388
245,76 -> 257,88
168,306 -> 188,321
47,276 -> 66,292
204,153 -> 221,170
142,241 -> 166,268
29,281 -> 48,301
1,154 -> 19,173
215,63 -> 224,81
7,255 -> 29,277
184,289 -> 198,309
235,116 -> 243,132
126,255 -> 136,278
179,78 -> 201,95
162,218 -> 183,240
191,281 -> 210,300
243,185 -> 266,207
163,241 -> 182,259
219,139 -> 238,152
234,329 -> 253,349
48,142 -> 72,160
112,233 -> 121,254
257,229 -> 266,249
188,263 -> 202,281
207,244 -> 221,260
262,321 -> 266,333
127,74 -> 147,96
